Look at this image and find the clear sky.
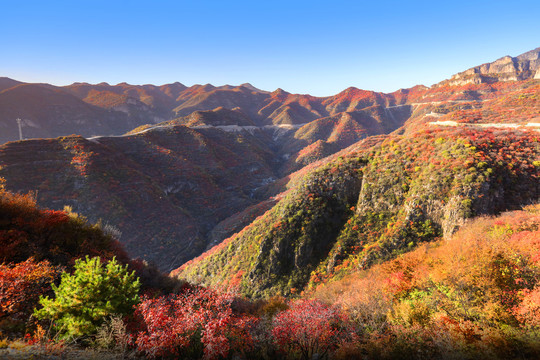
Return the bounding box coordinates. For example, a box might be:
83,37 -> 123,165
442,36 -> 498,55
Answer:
1,0 -> 539,96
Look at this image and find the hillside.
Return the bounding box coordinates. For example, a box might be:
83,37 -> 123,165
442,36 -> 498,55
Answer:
310,204 -> 540,359
399,80 -> 540,134
0,182 -> 129,266
0,77 -> 412,178
0,83 -> 419,272
0,77 -> 22,92
0,84 -> 134,144
0,96 -> 416,271
175,127 -> 539,297
64,81 -> 188,122
0,126 -> 282,270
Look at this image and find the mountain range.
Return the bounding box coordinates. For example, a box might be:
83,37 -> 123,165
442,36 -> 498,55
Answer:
0,47 -> 538,274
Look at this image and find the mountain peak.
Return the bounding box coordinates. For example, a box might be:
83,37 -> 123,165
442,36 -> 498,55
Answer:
271,88 -> 289,97
438,46 -> 540,86
200,83 -> 216,91
339,86 -> 361,95
516,47 -> 540,61
239,83 -> 267,93
0,77 -> 23,92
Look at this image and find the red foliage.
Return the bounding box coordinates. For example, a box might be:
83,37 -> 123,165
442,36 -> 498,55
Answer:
272,299 -> 355,360
134,288 -> 256,359
0,189 -> 130,266
0,259 -> 60,322
514,287 -> 540,328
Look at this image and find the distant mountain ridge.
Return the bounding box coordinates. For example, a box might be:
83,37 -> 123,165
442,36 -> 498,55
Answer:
0,78 -> 410,144
1,46 -> 538,145
0,83 -> 134,144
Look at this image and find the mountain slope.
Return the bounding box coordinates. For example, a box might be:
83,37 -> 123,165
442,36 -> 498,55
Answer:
0,125 -> 280,270
64,81 -> 188,122
0,77 -> 408,150
0,185 -> 129,266
0,106 -> 403,270
311,204 -> 540,359
0,83 -> 135,144
175,127 -> 539,297
0,77 -> 22,92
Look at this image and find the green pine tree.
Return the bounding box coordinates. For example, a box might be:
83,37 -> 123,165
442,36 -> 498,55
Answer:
34,256 -> 140,339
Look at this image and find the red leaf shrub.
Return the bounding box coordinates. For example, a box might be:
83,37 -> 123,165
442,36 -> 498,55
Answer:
0,258 -> 61,324
134,288 -> 256,359
514,286 -> 540,328
272,299 -> 355,360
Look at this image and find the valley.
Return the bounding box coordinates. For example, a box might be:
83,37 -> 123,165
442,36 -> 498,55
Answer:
1,48 -> 539,273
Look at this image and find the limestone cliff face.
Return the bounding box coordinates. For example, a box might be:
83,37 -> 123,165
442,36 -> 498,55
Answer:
439,47 -> 540,86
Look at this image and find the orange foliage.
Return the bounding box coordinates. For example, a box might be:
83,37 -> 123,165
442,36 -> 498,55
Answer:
312,205 -> 540,356
0,259 -> 60,323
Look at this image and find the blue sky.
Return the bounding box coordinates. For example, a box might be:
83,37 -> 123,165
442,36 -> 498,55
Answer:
1,0 -> 539,96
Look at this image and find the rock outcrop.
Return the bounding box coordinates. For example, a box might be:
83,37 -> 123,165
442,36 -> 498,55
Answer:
439,47 -> 540,86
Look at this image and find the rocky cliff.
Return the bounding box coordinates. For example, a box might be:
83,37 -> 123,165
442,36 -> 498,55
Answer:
440,47 -> 540,86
